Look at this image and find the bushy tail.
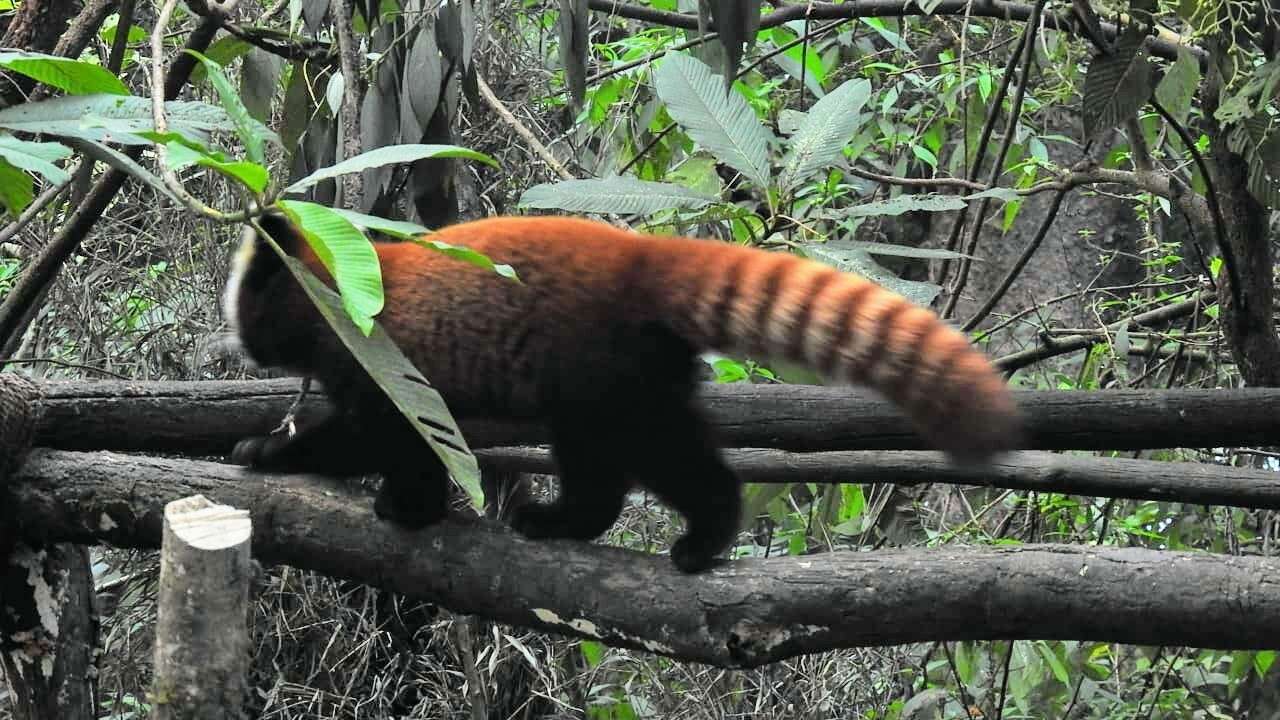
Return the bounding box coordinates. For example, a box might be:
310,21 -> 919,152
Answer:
656,241 -> 1022,462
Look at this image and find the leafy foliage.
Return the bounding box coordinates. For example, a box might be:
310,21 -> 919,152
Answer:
653,52 -> 773,188
1082,25 -> 1154,140
519,176 -> 717,213
0,50 -> 130,95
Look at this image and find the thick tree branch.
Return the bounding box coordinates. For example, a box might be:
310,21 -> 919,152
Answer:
30,379 -> 1280,455
8,450 -> 1279,664
478,448 -> 1280,511
586,0 -> 1199,62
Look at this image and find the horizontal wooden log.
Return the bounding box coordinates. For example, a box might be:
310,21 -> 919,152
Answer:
478,448 -> 1280,510
33,380 -> 1280,454
8,449 -> 1280,663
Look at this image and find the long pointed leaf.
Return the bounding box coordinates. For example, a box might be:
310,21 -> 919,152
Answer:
277,253 -> 484,510
519,176 -> 716,214
285,143 -> 496,193
779,78 -> 870,193
654,52 -> 773,188
0,50 -> 129,95
0,135 -> 71,184
277,199 -> 384,335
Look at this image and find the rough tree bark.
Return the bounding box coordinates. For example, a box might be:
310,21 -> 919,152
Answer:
31,380 -> 1280,454
478,447 -> 1280,510
8,450 -> 1280,666
0,543 -> 96,720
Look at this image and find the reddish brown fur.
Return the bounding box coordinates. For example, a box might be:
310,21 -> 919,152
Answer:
228,214 -> 1022,571
285,216 -> 1020,458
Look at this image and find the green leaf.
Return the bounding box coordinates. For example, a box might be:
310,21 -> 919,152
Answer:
1082,25 -> 1154,140
285,143 -> 497,194
165,141 -> 269,193
518,176 -> 717,214
277,200 -> 384,335
1155,48 -> 1199,126
189,37 -> 255,84
579,640 -> 605,668
801,240 -> 942,306
653,52 -> 774,188
558,0 -> 589,107
325,207 -> 519,281
0,50 -> 129,95
779,78 -> 870,193
0,95 -> 238,146
414,237 -> 520,282
0,135 -> 71,184
842,193 -> 967,217
273,252 -> 484,510
185,50 -> 275,164
846,240 -> 974,261
1035,641 -> 1071,684
0,159 -> 34,215
327,208 -> 430,238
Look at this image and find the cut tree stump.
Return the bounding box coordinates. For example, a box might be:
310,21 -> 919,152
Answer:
152,495 -> 252,720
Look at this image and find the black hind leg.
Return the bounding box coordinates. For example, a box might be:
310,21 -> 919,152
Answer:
509,417 -> 628,542
636,404 -> 742,573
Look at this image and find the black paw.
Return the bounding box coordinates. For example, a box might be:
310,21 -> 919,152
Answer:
373,486 -> 448,529
670,535 -> 729,573
508,503 -> 566,539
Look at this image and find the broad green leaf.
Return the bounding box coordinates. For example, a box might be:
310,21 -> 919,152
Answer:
185,50 -> 275,163
0,50 -> 129,95
326,207 -> 520,281
1082,25 -> 1153,140
654,52 -> 773,188
0,135 -> 71,184
277,199 -> 383,334
165,141 -> 269,193
274,253 -> 483,510
842,194 -> 968,218
285,144 -> 497,193
190,37 -> 255,84
779,78 -> 870,192
241,48 -> 284,123
0,95 -> 236,145
0,159 -> 34,215
801,240 -> 942,306
518,176 -> 716,214
1155,48 -> 1199,126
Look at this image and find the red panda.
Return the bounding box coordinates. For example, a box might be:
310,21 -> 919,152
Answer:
225,211 -> 1022,572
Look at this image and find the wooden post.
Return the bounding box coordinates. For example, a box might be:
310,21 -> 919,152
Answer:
151,495 -> 251,720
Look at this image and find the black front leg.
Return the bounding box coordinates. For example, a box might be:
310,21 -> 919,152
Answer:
231,412 -> 377,475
